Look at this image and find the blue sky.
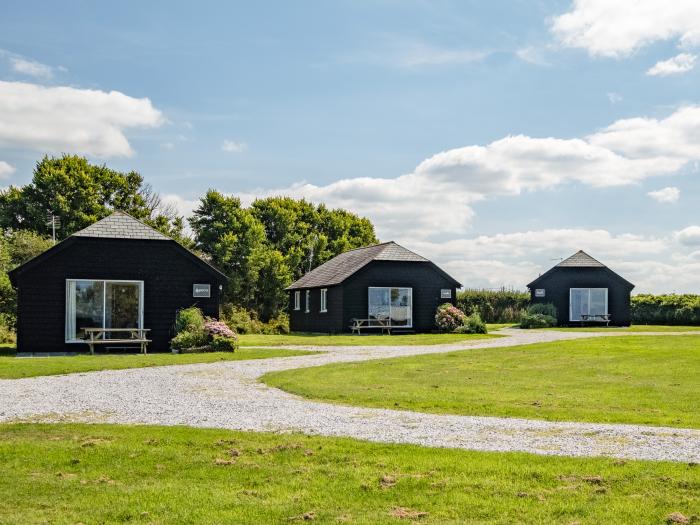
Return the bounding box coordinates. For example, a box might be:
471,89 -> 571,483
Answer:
1,0 -> 700,292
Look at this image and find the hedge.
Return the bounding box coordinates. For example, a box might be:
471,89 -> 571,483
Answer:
456,289 -> 529,323
631,294 -> 700,325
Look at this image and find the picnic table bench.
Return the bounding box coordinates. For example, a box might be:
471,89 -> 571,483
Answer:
580,314 -> 611,326
81,328 -> 151,354
349,318 -> 393,335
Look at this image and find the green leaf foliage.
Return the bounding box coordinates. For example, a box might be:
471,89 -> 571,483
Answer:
631,294 -> 700,325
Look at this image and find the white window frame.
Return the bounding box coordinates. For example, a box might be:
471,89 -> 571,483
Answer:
569,287 -> 608,322
293,290 -> 300,311
305,290 -> 310,313
320,288 -> 327,313
367,286 -> 413,328
65,279 -> 144,343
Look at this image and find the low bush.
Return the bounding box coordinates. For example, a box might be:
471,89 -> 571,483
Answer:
456,288 -> 529,323
454,313 -> 488,334
631,294 -> 700,325
435,303 -> 467,332
171,307 -> 238,352
520,313 -> 557,329
0,313 -> 15,345
221,305 -> 289,334
527,302 -> 557,318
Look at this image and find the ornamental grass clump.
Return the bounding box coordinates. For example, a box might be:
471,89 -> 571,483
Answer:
171,307 -> 238,353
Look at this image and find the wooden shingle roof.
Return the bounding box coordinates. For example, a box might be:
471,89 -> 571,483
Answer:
286,241 -> 432,290
72,211 -> 171,240
556,250 -> 605,268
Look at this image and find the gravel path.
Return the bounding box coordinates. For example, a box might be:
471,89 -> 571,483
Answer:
1,329 -> 699,463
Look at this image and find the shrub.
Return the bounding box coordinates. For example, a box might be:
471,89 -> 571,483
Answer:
435,303 -> 467,332
170,330 -> 209,352
210,336 -> 238,352
520,313 -> 557,329
456,289 -> 529,323
0,313 -> 15,345
455,313 -> 488,334
175,306 -> 205,334
220,304 -> 289,334
527,302 -> 557,318
204,319 -> 236,338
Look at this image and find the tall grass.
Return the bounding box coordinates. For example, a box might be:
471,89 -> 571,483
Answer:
456,288 -> 529,323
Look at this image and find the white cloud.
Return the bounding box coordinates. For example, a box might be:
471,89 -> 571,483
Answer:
607,92 -> 622,104
346,37 -> 488,68
0,161 -> 15,179
161,194 -> 200,218
0,81 -> 164,157
551,0 -> 700,57
647,186 -> 680,203
516,46 -> 551,66
676,225 -> 700,246
647,53 -> 697,76
9,56 -> 54,78
222,140 -> 247,153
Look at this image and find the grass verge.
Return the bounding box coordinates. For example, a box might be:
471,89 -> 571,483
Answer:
1,423 -> 698,524
0,348 -> 314,379
264,335 -> 700,428
548,325 -> 700,332
238,332 -> 498,347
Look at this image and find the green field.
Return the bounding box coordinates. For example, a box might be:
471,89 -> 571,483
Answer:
265,335 -> 700,428
238,332 -> 498,347
1,423 -> 698,524
549,325 -> 700,332
0,348 -> 314,380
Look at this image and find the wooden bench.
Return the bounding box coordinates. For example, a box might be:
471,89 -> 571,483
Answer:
81,328 -> 151,354
580,314 -> 611,326
349,318 -> 393,335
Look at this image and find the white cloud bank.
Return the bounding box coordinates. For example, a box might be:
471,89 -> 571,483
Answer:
0,81 -> 164,157
10,56 -> 54,78
647,53 -> 697,76
0,161 -> 15,179
551,0 -> 700,57
647,186 -> 680,203
222,140 -> 248,153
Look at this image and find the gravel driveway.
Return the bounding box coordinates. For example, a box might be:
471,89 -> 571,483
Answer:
1,329 -> 699,463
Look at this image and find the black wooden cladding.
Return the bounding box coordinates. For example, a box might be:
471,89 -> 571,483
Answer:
528,266 -> 634,326
289,260 -> 458,333
12,237 -> 225,352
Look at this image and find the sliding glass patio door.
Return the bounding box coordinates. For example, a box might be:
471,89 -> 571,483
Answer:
569,288 -> 608,321
368,287 -> 412,327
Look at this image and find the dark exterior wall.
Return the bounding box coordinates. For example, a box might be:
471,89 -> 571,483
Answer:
342,261 -> 457,333
288,285 -> 344,333
13,237 -> 224,353
529,267 -> 633,326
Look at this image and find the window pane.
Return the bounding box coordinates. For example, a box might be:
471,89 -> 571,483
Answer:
390,288 -> 411,326
106,282 -> 140,335
590,289 -> 607,316
74,281 -> 104,338
570,289 -> 588,321
368,288 -> 390,321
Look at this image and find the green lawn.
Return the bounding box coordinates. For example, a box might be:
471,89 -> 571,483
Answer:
0,348 -> 314,380
1,424 -> 698,524
238,332 -> 498,347
265,335 -> 700,428
548,325 -> 700,332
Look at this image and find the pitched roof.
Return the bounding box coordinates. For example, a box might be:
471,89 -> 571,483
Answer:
527,250 -> 634,289
286,241 -> 432,290
72,211 -> 171,240
556,250 -> 605,268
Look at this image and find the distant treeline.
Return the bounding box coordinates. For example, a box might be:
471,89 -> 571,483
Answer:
631,294 -> 700,325
456,289 -> 529,323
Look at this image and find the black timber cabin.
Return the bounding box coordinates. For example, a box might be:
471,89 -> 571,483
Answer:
286,241 -> 461,333
527,250 -> 635,326
8,211 -> 227,353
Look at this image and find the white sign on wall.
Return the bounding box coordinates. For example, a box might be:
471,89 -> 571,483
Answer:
193,284 -> 211,298
440,289 -> 452,299
535,289 -> 546,298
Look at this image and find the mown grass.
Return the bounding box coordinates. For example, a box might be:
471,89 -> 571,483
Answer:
548,325 -> 700,332
0,348 -> 314,380
265,335 -> 700,428
1,423 -> 698,524
238,332 -> 498,347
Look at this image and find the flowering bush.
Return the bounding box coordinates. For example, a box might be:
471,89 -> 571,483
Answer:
204,320 -> 236,338
435,303 -> 467,332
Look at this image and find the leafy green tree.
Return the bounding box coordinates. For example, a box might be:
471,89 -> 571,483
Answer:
0,155 -> 187,243
251,248 -> 292,321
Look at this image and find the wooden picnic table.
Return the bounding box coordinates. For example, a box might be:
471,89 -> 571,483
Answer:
349,318 -> 392,335
81,327 -> 151,354
580,314 -> 611,326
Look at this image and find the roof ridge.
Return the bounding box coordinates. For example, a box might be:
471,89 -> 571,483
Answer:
338,240 -> 394,255
71,210 -> 173,241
